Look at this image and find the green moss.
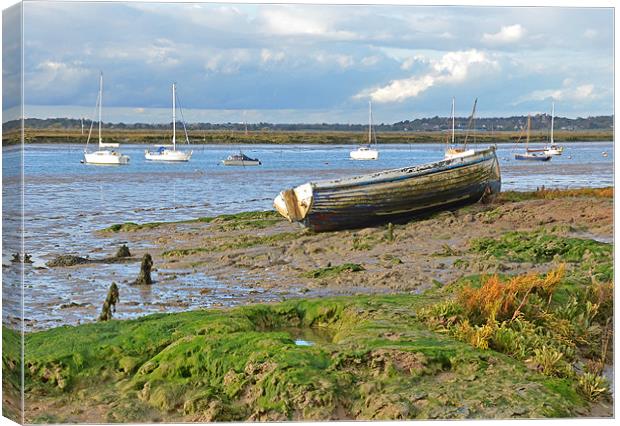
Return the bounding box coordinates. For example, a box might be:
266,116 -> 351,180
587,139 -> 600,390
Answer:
162,231 -> 300,257
101,210 -> 281,233
20,293 -> 594,421
470,231 -> 612,264
499,187 -> 612,203
300,263 -> 365,279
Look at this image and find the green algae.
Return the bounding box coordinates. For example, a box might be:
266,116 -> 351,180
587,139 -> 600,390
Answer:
498,187 -> 613,203
17,293 -> 594,422
162,231 -> 300,258
301,263 -> 365,279
470,230 -> 612,264
101,210 -> 282,233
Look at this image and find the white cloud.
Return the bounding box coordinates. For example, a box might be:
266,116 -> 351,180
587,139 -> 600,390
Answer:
260,49 -> 285,64
259,7 -> 359,40
518,81 -> 599,103
204,49 -> 252,75
482,24 -> 525,44
356,49 -> 498,103
313,52 -> 355,69
584,29 -> 598,39
361,56 -> 380,67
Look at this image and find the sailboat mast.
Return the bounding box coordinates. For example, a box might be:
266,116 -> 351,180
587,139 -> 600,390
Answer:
550,102 -> 555,144
172,83 -> 176,150
451,97 -> 455,145
526,114 -> 531,149
98,72 -> 103,147
368,100 -> 372,145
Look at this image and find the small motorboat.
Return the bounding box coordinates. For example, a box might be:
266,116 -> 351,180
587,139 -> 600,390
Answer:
222,152 -> 261,166
515,153 -> 552,161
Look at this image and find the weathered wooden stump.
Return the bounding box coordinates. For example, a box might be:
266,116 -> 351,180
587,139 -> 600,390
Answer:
98,282 -> 119,321
116,244 -> 131,258
132,253 -> 153,285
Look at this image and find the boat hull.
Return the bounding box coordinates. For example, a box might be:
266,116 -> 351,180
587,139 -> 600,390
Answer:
445,148 -> 476,160
544,148 -> 562,156
145,149 -> 192,162
515,153 -> 551,161
274,147 -> 501,232
222,159 -> 261,166
350,148 -> 379,160
83,150 -> 130,165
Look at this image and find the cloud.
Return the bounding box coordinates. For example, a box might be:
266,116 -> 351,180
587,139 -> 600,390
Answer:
313,52 -> 355,69
259,7 -> 359,40
361,56 -> 380,67
482,24 -> 525,44
356,49 -> 498,103
517,80 -> 599,103
584,29 -> 598,39
260,49 -> 285,64
204,49 -> 252,75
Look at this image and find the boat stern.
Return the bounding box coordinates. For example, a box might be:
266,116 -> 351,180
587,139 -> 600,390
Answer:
273,183 -> 313,222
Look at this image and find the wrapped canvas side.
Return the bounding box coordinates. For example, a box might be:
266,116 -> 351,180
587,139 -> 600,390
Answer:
2,2 -> 24,424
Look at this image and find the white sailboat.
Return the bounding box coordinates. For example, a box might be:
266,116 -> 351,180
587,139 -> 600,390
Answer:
350,101 -> 379,160
544,102 -> 563,156
83,72 -> 130,165
145,83 -> 193,162
445,97 -> 475,160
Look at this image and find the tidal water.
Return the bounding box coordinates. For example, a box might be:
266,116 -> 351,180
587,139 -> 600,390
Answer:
2,141 -> 614,329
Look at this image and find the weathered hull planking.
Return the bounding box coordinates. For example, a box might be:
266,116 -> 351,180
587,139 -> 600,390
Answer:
274,147 -> 501,232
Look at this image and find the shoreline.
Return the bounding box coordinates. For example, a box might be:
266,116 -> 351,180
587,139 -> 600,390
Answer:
2,129 -> 614,146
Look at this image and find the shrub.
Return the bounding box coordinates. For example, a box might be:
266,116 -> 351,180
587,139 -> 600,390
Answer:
577,373 -> 609,402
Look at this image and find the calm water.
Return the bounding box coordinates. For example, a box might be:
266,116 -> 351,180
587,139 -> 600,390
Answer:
2,141 -> 614,329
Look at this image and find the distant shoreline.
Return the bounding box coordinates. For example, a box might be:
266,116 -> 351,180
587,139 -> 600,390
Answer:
2,129 -> 614,146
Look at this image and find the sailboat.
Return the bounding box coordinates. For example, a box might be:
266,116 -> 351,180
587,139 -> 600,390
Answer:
525,103 -> 563,156
544,102 -> 563,155
350,101 -> 379,160
222,120 -> 261,166
445,98 -> 476,160
145,83 -> 193,162
83,73 -> 129,165
515,114 -> 551,161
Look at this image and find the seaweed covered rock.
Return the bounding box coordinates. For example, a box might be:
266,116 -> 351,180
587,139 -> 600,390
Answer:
132,254 -> 153,285
116,244 -> 131,258
46,254 -> 90,267
98,282 -> 119,321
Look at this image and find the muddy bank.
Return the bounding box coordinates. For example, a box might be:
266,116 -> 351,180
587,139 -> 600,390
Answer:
98,187 -> 613,298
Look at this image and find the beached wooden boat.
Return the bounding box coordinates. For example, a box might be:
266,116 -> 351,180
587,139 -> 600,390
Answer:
274,146 -> 501,232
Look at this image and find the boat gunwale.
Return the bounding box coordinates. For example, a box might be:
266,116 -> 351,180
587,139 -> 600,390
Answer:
312,147 -> 497,190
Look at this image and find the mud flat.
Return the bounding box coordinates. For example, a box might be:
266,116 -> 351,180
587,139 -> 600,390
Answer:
3,187 -> 613,422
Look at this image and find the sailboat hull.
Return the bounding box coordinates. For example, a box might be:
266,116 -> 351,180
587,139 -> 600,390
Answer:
350,148 -> 379,160
515,153 -> 551,161
144,149 -> 192,162
274,147 -> 501,232
84,150 -> 130,165
222,159 -> 261,166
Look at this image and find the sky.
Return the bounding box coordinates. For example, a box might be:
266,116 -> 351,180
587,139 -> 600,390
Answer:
3,1 -> 615,124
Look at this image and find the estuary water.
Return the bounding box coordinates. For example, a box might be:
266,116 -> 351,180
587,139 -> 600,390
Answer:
2,141 -> 614,329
